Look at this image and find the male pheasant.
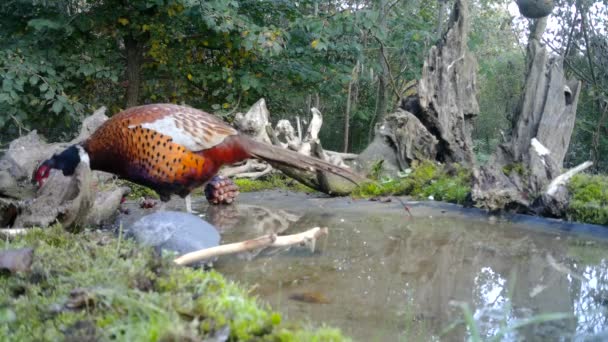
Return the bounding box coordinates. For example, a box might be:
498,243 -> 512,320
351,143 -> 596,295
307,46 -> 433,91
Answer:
33,104 -> 363,212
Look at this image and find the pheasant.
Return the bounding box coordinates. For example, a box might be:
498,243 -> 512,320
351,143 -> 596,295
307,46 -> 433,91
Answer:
33,104 -> 363,212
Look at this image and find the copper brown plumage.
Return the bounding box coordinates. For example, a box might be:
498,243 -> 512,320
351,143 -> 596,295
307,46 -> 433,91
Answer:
34,103 -> 364,209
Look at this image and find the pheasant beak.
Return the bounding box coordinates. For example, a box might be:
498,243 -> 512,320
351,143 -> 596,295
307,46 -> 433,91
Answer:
33,163 -> 52,188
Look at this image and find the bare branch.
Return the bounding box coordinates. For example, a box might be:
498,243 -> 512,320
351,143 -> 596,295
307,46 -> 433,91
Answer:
173,227 -> 329,266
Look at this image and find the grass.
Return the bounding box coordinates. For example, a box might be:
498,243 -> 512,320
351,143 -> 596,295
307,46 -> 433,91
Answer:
0,226 -> 348,341
567,173 -> 608,226
351,160 -> 472,205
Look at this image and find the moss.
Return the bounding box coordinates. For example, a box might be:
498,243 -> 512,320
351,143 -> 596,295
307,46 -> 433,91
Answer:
567,174 -> 608,226
502,163 -> 526,177
352,161 -> 472,204
115,174 -> 316,199
0,227 -> 348,341
115,180 -> 160,200
369,160 -> 385,180
234,174 -> 316,193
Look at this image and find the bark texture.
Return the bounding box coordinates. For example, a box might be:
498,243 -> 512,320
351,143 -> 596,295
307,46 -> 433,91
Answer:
357,110 -> 438,177
472,19 -> 582,212
416,0 -> 478,166
362,0 -> 477,175
124,34 -> 144,107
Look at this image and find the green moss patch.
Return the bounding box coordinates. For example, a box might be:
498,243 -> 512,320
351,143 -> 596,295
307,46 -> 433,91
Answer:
234,174 -> 316,193
0,226 -> 347,341
352,160 -> 472,204
567,174 -> 608,226
114,180 -> 160,200
502,163 -> 526,177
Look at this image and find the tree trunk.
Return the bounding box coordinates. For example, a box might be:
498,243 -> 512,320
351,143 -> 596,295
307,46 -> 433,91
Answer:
124,34 -> 144,108
368,0 -> 389,143
415,0 -> 479,166
364,0 -> 478,175
344,62 -> 359,153
436,0 -> 448,36
344,80 -> 352,153
472,16 -> 582,212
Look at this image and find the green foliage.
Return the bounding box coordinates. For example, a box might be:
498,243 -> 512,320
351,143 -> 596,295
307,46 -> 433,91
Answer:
352,161 -> 472,204
0,226 -> 348,341
369,160 -> 385,180
2,0 -> 604,181
567,174 -> 608,225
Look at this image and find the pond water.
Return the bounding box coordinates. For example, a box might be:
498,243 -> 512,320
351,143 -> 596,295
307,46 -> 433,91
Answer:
125,191 -> 608,341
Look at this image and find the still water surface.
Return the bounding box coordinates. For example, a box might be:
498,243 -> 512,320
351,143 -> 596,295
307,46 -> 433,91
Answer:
150,191 -> 608,341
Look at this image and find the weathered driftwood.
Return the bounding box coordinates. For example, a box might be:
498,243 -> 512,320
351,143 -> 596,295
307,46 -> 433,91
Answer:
0,228 -> 29,238
13,162 -> 93,229
173,227 -> 328,266
415,0 -> 478,166
532,161 -> 593,217
0,106 -> 109,199
266,126 -> 361,195
472,17 -> 582,212
357,110 -> 438,177
229,99 -> 364,194
233,98 -> 273,144
362,0 -> 477,177
219,159 -> 270,178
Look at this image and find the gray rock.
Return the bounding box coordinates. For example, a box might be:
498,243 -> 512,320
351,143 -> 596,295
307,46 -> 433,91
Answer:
127,211 -> 221,261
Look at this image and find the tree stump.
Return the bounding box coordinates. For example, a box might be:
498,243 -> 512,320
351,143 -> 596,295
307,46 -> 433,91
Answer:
472,18 -> 582,212
357,110 -> 438,177
416,0 -> 479,166
372,0 -> 478,173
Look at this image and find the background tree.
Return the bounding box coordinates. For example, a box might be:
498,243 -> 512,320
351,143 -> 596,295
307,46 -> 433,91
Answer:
1,0 -> 607,177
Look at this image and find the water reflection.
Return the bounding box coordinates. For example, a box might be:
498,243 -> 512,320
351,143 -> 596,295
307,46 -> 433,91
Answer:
574,261 -> 608,337
207,195 -> 608,341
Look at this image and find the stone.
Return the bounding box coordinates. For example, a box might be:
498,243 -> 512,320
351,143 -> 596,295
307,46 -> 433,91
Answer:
127,211 -> 221,262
